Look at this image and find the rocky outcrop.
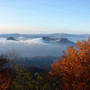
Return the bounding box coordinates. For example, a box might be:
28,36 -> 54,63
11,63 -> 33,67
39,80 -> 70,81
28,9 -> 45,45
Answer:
7,37 -> 17,41
42,37 -> 75,45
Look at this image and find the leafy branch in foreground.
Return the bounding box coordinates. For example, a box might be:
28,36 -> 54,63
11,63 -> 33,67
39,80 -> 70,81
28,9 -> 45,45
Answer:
49,37 -> 90,90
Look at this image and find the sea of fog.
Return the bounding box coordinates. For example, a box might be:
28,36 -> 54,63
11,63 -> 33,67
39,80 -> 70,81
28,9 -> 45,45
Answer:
0,36 -> 89,57
0,36 -> 89,71
0,37 -> 70,57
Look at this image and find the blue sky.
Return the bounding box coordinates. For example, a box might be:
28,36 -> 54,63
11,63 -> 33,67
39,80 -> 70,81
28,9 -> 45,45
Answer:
0,0 -> 90,34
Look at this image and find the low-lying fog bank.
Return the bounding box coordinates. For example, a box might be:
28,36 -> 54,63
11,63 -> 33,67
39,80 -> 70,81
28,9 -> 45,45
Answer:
0,34 -> 89,71
0,37 -> 75,57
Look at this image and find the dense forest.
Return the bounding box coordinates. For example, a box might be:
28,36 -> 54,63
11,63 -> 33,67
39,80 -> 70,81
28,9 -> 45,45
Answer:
0,38 -> 90,90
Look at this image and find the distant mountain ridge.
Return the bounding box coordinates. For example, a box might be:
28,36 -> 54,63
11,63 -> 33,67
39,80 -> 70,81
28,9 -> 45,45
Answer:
0,33 -> 89,38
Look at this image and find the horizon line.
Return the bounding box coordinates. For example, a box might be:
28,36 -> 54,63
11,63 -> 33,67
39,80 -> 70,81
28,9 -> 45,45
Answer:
0,32 -> 90,35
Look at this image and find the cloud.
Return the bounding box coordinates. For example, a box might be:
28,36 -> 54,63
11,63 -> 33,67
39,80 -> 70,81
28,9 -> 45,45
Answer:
0,37 -> 67,57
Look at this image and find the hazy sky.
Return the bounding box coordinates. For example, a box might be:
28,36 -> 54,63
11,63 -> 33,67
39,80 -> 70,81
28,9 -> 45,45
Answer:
0,0 -> 90,34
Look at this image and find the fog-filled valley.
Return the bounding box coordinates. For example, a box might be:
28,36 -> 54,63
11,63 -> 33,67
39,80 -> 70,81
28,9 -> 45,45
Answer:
0,33 -> 89,71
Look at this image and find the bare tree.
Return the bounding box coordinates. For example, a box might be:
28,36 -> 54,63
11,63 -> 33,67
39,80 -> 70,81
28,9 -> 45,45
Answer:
7,49 -> 20,69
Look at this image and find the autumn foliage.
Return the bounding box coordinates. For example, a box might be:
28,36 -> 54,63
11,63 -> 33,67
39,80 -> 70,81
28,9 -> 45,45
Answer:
0,55 -> 12,90
49,38 -> 90,90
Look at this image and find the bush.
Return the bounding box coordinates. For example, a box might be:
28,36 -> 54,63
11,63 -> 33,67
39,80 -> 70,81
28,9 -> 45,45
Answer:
11,66 -> 63,90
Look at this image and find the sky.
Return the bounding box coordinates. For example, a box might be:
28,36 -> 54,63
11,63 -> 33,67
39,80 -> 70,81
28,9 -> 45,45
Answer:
0,0 -> 90,34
